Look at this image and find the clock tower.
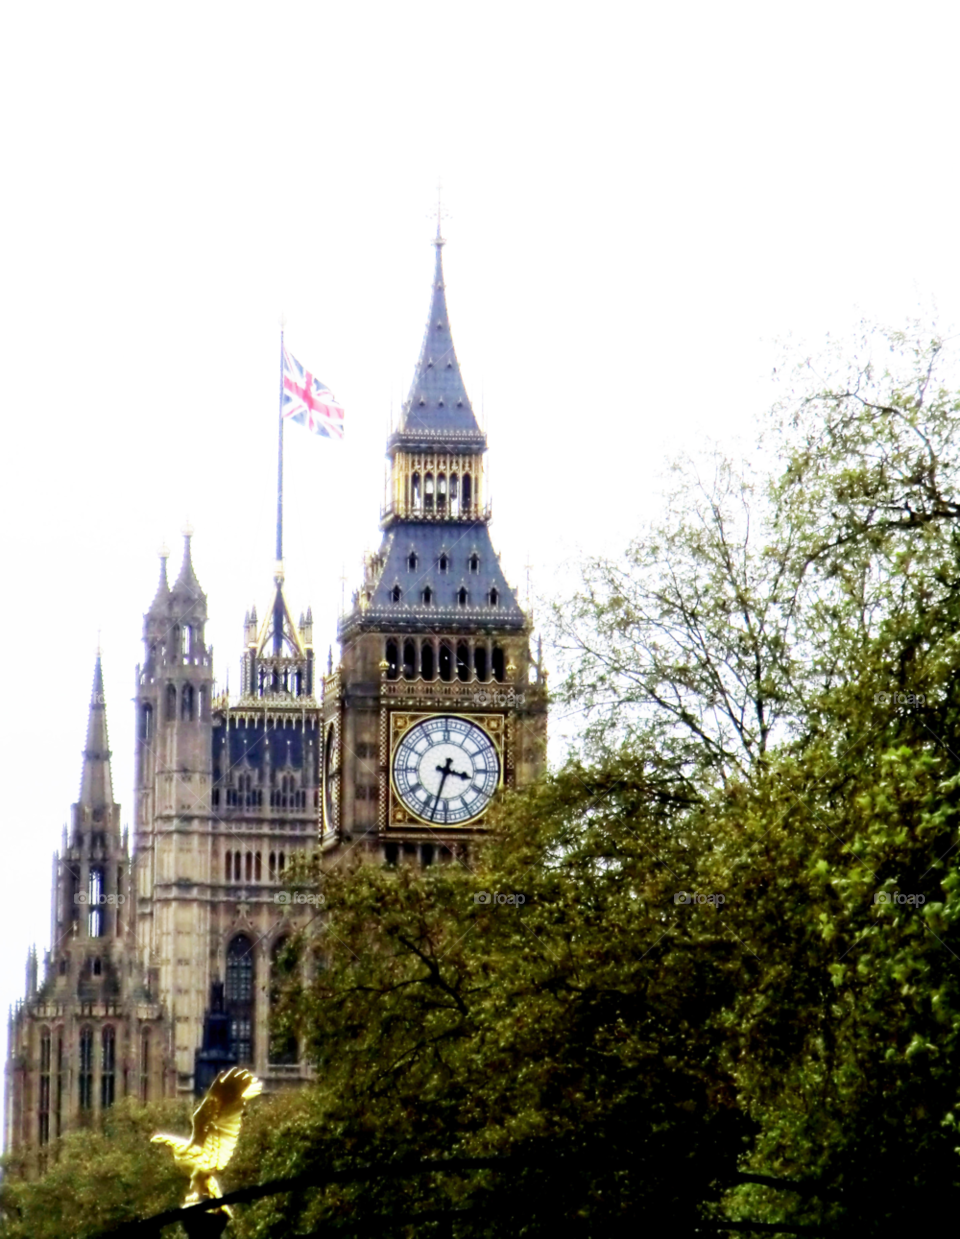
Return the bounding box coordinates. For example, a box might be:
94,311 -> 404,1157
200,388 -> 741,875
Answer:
322,228 -> 547,862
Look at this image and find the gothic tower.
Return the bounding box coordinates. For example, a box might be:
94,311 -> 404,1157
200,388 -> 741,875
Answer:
322,227 -> 547,860
135,537 -> 319,1094
5,658 -> 170,1176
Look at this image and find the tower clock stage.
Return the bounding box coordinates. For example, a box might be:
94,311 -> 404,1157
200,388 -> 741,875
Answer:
321,224 -> 547,859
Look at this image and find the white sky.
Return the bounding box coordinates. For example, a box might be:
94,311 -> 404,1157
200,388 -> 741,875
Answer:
2,1 -> 959,1074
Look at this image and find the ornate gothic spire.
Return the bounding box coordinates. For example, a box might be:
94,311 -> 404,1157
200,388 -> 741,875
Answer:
79,655 -> 114,809
395,231 -> 486,448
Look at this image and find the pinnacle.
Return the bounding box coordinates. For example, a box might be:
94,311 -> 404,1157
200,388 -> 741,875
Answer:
79,655 -> 114,809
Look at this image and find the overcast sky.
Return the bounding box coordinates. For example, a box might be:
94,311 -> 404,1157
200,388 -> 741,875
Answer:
2,2 -> 959,1073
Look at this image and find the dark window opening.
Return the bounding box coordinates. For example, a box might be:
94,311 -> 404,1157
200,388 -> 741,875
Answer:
139,703 -> 153,743
457,641 -> 470,681
474,646 -> 488,681
391,584 -> 402,603
424,473 -> 434,512
422,586 -> 433,606
458,587 -> 469,607
462,474 -> 472,509
384,843 -> 398,866
439,642 -> 454,682
403,639 -> 416,680
79,1027 -> 93,1111
101,1026 -> 116,1109
489,587 -> 499,606
421,642 -> 435,680
439,553 -> 449,572
493,646 -> 506,682
385,639 -> 399,680
469,554 -> 479,574
165,683 -> 176,722
181,684 -> 195,721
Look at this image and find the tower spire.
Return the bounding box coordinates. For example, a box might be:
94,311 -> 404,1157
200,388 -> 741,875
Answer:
79,654 -> 113,809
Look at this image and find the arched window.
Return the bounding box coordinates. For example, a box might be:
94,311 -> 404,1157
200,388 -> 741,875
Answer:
55,1034 -> 63,1137
424,473 -> 434,512
422,586 -> 433,606
269,851 -> 277,881
198,685 -> 207,720
468,553 -> 480,574
78,1027 -> 93,1111
411,473 -> 421,512
457,642 -> 470,682
421,641 -> 435,681
181,684 -> 195,721
165,683 -> 177,722
182,625 -> 192,659
438,553 -> 449,572
269,938 -> 298,1065
462,474 -> 472,510
492,646 -> 506,682
225,850 -> 231,882
403,639 -> 416,680
474,645 -> 488,681
450,474 -> 459,516
439,642 -> 454,683
391,584 -> 402,603
245,851 -> 253,882
255,852 -> 262,881
458,587 -> 469,607
140,1029 -> 150,1102
407,551 -> 418,572
139,703 -> 153,743
225,935 -> 255,1065
437,474 -> 447,512
385,639 -> 399,680
88,868 -> 103,938
38,1027 -> 51,1146
101,1026 -> 116,1109
489,587 -> 499,607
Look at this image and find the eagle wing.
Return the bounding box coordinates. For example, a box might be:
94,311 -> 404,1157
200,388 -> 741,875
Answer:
188,1068 -> 263,1173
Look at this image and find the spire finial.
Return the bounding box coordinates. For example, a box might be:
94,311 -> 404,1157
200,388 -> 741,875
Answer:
182,518 -> 194,541
434,177 -> 447,248
159,541 -> 170,562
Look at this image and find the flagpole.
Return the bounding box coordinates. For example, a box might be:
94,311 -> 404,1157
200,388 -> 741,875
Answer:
277,329 -> 284,565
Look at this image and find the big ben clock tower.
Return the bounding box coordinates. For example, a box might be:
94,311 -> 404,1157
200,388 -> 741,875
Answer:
322,227 -> 547,863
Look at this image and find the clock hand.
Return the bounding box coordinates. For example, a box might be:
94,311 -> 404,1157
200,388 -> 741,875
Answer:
431,757 -> 454,820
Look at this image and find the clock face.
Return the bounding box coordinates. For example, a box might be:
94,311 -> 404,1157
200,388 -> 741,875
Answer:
392,715 -> 500,825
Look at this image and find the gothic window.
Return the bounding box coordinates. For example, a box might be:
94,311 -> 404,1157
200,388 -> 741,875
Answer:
181,683 -> 195,721
279,852 -> 286,875
420,641 -> 435,680
234,852 -> 242,881
269,852 -> 277,882
421,843 -> 435,867
230,1017 -> 253,1066
458,587 -> 469,608
245,851 -> 253,882
198,685 -> 207,720
391,584 -> 402,603
182,625 -> 191,659
450,473 -> 459,516
88,868 -> 103,938
92,957 -> 102,976
403,639 -> 416,680
385,639 -> 399,680
411,473 -> 421,512
139,703 -> 153,743
492,645 -> 506,683
462,474 -> 472,510
424,473 -> 434,512
468,553 -> 480,574
439,641 -> 453,683
457,642 -> 470,682
438,553 -> 449,572
474,645 -> 488,681
165,683 -> 177,722
422,586 -> 433,606
437,474 -> 447,512
255,852 -> 262,881
489,587 -> 499,606
225,850 -> 231,882
78,1027 -> 93,1111
39,1027 -> 51,1147
140,1029 -> 150,1102
55,1034 -> 63,1137
269,938 -> 298,1065
101,1026 -> 116,1109
407,551 -> 418,571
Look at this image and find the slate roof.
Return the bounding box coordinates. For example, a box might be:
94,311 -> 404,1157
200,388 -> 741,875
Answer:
339,520 -> 526,637
390,233 -> 488,452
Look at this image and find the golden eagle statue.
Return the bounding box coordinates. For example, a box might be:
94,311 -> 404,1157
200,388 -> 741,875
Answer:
151,1067 -> 262,1222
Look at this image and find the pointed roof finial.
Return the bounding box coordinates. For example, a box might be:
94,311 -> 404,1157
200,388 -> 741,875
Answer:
172,523 -> 203,598
80,654 -> 114,808
435,177 -> 447,248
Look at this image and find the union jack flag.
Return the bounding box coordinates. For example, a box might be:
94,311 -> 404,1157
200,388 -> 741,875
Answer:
281,344 -> 344,439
